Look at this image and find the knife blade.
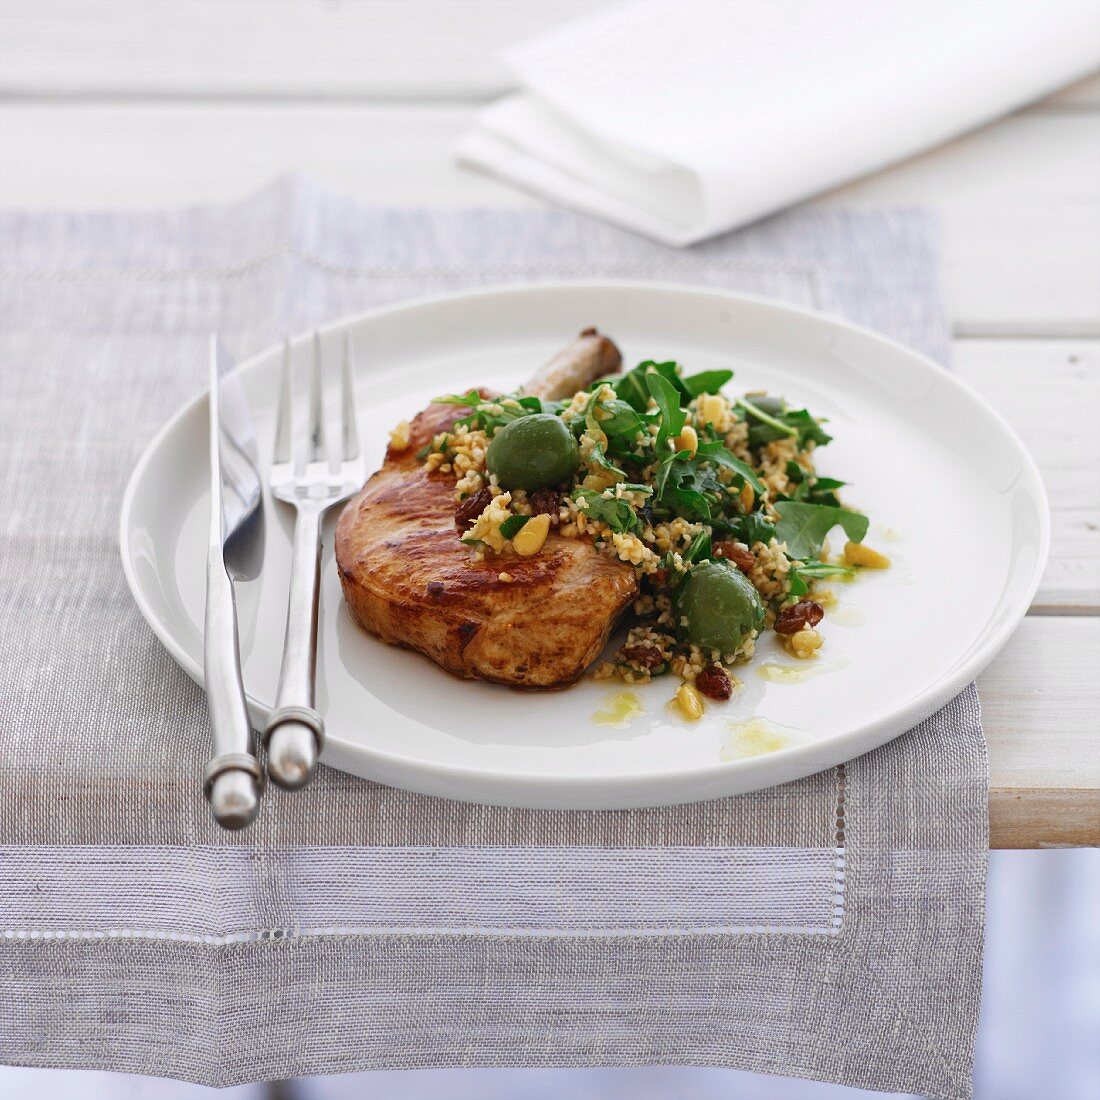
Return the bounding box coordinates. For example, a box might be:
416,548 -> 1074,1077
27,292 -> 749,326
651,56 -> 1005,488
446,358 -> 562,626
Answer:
202,335 -> 264,830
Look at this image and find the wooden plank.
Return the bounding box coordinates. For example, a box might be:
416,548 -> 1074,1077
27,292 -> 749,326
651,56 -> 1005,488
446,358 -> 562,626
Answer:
990,788 -> 1100,849
954,340 -> 1100,613
0,104 -> 1097,337
0,0 -> 594,100
818,112 -> 1100,337
0,103 -> 519,204
983,616 -> 1100,848
982,617 -> 1099,793
3,0 -> 1096,111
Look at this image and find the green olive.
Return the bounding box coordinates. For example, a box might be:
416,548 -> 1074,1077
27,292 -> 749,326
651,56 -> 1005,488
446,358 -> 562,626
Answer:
674,559 -> 765,655
486,414 -> 580,491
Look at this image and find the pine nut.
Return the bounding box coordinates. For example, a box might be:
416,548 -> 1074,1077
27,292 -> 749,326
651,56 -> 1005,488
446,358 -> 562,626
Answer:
673,682 -> 704,721
512,513 -> 551,557
673,424 -> 699,456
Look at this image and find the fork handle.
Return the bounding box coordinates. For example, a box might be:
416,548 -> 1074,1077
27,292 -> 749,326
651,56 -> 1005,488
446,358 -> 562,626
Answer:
265,504 -> 326,789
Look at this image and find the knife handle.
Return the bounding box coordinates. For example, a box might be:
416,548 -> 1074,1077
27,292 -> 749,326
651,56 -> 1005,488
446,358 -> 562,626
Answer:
264,505 -> 325,790
203,545 -> 262,829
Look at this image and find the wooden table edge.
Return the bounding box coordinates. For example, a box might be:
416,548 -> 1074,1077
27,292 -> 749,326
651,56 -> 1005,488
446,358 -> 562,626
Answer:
990,787 -> 1100,849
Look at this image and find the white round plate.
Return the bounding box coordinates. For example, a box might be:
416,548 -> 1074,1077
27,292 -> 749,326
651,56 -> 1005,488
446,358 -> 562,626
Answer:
121,283 -> 1048,808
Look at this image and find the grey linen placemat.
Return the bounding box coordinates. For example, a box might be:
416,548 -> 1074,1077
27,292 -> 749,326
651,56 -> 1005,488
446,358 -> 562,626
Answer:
0,178 -> 986,1098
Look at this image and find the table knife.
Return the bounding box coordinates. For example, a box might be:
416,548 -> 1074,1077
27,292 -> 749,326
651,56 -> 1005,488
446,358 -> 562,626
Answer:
203,335 -> 265,829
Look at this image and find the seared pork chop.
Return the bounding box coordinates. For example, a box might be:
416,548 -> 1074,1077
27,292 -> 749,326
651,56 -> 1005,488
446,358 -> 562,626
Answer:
335,330 -> 638,689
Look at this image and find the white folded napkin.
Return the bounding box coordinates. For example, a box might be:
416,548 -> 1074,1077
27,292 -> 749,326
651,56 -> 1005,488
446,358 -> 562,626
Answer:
458,0 -> 1100,246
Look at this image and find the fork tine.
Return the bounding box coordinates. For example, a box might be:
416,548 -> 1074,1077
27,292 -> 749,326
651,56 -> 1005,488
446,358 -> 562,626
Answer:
273,336 -> 293,465
341,330 -> 361,462
308,331 -> 326,464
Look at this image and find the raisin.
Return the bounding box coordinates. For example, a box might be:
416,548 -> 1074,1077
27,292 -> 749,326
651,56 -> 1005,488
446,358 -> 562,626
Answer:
695,665 -> 733,701
651,568 -> 671,587
454,487 -> 493,530
620,644 -> 665,670
529,488 -> 560,518
774,600 -> 825,635
714,541 -> 755,574
426,581 -> 444,598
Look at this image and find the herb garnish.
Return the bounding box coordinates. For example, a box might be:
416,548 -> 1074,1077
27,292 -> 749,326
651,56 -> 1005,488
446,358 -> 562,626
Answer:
572,487 -> 651,533
787,559 -> 858,597
431,358 -> 858,608
499,515 -> 530,540
645,372 -> 686,450
774,501 -> 868,560
614,359 -> 732,411
432,391 -> 551,434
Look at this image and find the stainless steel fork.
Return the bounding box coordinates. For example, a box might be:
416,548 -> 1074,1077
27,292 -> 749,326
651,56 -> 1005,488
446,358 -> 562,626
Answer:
264,330 -> 365,789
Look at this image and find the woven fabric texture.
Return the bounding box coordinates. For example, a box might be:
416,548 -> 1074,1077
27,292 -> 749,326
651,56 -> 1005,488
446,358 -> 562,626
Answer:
0,179 -> 986,1098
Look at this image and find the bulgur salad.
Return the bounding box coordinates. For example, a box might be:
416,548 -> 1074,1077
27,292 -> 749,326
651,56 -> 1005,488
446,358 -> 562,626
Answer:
392,357 -> 889,717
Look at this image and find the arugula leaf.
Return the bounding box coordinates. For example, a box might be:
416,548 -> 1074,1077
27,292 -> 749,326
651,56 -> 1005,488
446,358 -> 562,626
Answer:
782,468 -> 846,506
714,511 -> 776,547
646,371 -> 686,450
680,369 -> 733,398
683,529 -> 713,564
803,476 -> 844,507
653,444 -> 767,525
654,453 -> 715,521
696,440 -> 765,495
597,399 -> 647,448
579,391 -> 644,462
788,559 -> 858,597
613,361 -> 658,411
432,389 -> 484,410
784,408 -> 833,447
499,515 -> 529,540
738,396 -> 797,441
745,404 -> 832,449
431,391 -> 544,434
613,360 -> 683,411
652,452 -> 680,499
571,489 -> 644,533
587,443 -> 626,480
747,421 -> 791,449
774,501 -> 868,560
613,360 -> 733,416
795,560 -> 858,581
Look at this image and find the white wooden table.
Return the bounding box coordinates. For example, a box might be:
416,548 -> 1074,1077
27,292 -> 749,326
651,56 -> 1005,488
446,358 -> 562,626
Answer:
1,0 -> 1096,848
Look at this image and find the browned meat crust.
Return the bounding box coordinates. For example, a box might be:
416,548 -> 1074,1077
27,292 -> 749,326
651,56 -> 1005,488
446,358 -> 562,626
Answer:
335,402 -> 638,689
